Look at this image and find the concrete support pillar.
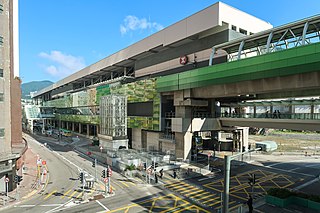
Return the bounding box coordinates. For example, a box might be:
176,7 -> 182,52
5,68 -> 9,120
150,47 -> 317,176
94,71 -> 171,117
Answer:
87,124 -> 90,136
253,106 -> 257,118
174,104 -> 193,161
175,132 -> 193,161
289,104 -> 295,119
72,122 -> 75,132
311,103 -> 314,119
79,123 -> 82,134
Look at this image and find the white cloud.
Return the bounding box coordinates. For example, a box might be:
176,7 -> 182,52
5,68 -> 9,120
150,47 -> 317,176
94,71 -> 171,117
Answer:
39,51 -> 86,79
120,15 -> 164,35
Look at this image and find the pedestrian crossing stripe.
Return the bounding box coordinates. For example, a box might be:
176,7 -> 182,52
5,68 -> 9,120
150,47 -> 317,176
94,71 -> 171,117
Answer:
202,197 -> 219,204
168,184 -> 195,191
111,180 -> 136,189
75,191 -> 83,199
44,190 -> 57,200
60,189 -> 72,199
196,193 -> 215,201
184,189 -> 204,196
189,191 -> 210,199
68,190 -> 78,199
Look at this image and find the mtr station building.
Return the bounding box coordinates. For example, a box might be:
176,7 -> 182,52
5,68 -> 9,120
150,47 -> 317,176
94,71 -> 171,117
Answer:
30,2 -> 320,161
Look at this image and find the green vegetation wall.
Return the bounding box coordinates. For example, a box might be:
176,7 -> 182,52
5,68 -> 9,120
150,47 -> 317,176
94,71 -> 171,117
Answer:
43,79 -> 160,130
96,79 -> 160,131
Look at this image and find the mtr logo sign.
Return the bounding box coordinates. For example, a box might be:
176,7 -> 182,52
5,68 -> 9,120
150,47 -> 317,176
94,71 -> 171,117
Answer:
179,55 -> 188,65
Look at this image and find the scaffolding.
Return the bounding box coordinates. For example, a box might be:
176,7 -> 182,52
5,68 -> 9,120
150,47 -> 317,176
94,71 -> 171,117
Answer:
100,95 -> 127,139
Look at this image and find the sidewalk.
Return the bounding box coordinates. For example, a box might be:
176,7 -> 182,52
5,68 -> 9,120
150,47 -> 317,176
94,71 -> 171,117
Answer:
0,145 -> 45,210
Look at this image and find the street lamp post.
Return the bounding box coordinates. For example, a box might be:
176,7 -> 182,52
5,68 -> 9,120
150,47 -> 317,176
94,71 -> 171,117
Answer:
222,148 -> 261,213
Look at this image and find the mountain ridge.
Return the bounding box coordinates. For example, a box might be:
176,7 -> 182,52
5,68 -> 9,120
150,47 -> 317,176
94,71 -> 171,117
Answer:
21,80 -> 54,99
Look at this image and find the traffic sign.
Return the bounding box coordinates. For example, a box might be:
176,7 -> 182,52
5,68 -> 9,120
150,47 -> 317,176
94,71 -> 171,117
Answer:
104,178 -> 108,183
5,177 -> 9,183
37,158 -> 42,165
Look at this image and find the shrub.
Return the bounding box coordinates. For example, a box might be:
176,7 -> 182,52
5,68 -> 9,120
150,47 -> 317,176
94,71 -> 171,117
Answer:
267,188 -> 292,199
268,188 -> 320,203
125,163 -> 136,171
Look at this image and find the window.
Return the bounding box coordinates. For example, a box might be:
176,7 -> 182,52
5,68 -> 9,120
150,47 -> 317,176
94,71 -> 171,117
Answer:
0,93 -> 3,102
0,69 -> 3,77
239,28 -> 247,35
231,25 -> 237,31
0,128 -> 4,138
0,4 -> 3,14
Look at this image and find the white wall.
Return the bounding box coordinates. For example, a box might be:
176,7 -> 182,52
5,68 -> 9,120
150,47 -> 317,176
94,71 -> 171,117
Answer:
219,2 -> 272,35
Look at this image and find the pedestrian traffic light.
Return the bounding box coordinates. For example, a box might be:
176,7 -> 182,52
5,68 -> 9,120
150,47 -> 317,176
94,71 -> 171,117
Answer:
17,175 -> 23,185
107,167 -> 112,177
102,169 -> 106,178
92,160 -> 96,168
14,175 -> 18,183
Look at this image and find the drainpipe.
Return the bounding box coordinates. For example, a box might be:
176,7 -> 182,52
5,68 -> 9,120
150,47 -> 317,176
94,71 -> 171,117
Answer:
208,47 -> 216,66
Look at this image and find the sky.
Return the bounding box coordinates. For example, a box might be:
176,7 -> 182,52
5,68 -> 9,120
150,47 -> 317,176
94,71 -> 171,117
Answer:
19,0 -> 320,83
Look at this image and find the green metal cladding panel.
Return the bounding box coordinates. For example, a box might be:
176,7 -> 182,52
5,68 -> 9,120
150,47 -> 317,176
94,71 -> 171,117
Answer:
156,42 -> 320,92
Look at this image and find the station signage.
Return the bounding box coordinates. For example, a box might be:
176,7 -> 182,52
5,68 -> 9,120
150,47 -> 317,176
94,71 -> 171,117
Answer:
179,55 -> 188,65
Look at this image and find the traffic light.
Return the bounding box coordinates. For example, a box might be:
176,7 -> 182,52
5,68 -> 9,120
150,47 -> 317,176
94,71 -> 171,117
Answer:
17,175 -> 23,185
92,159 -> 96,168
248,174 -> 256,185
143,162 -> 147,170
102,169 -> 106,178
79,172 -> 84,183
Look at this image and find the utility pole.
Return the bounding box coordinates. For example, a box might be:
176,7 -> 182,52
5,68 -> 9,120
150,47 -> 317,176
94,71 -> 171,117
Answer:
93,158 -> 97,181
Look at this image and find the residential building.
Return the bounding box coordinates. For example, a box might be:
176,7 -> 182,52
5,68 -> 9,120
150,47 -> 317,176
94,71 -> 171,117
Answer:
0,0 -> 23,192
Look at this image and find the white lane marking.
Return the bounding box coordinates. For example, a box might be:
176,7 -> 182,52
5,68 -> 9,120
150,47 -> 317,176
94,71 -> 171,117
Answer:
198,176 -> 215,182
96,200 -> 110,211
295,177 -> 320,190
44,199 -> 74,213
40,204 -> 62,207
266,162 -> 284,167
15,204 -> 36,207
289,167 -> 300,171
266,166 -> 314,177
305,163 -> 320,168
51,149 -> 82,172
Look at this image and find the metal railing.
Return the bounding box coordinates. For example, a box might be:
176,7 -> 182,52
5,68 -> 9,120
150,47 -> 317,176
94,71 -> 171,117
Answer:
221,112 -> 320,120
159,133 -> 175,142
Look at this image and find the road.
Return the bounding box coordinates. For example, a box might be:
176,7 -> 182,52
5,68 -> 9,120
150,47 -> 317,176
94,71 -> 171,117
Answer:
4,134 -> 319,213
